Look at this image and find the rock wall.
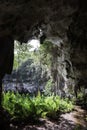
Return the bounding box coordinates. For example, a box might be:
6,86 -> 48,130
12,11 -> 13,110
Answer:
0,0 -> 87,94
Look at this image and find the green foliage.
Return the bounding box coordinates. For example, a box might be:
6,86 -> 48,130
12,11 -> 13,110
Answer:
14,41 -> 32,69
38,41 -> 56,67
74,125 -> 83,130
44,79 -> 54,96
2,92 -> 74,120
86,115 -> 87,121
59,98 -> 74,113
77,92 -> 83,100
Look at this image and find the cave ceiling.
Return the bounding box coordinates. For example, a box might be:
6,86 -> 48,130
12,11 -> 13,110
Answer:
0,0 -> 87,85
0,0 -> 82,43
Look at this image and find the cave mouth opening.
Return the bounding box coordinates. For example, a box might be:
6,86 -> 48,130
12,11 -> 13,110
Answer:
2,36 -> 68,98
2,37 -> 74,99
3,39 -> 43,95
3,39 -> 50,95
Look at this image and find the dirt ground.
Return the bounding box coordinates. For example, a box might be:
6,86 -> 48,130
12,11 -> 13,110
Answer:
0,105 -> 87,130
8,106 -> 87,130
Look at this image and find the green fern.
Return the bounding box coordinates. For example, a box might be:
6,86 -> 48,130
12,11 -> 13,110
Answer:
2,92 -> 74,120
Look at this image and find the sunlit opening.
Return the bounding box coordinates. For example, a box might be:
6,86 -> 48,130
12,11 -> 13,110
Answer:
28,39 -> 40,51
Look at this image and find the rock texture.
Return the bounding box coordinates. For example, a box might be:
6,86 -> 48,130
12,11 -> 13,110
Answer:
67,1 -> 87,88
0,0 -> 79,42
0,0 -> 87,90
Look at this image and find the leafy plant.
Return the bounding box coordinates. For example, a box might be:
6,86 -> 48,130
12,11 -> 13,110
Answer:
2,92 -> 74,120
44,79 -> 54,96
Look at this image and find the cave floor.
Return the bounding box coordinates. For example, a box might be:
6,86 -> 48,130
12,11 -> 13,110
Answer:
8,105 -> 87,130
0,105 -> 87,130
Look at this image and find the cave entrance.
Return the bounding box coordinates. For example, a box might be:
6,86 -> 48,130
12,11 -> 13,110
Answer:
3,39 -> 42,95
3,38 -> 70,98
